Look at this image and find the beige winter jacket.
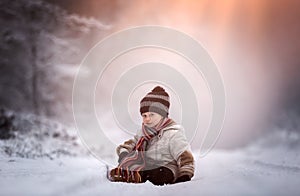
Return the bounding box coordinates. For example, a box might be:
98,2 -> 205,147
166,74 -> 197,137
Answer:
116,124 -> 194,181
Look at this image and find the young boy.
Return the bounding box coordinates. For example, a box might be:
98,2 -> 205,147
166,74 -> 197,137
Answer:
109,86 -> 194,185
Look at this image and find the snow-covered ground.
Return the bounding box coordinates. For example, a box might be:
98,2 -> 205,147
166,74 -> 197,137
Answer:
0,111 -> 300,195
1,130 -> 299,196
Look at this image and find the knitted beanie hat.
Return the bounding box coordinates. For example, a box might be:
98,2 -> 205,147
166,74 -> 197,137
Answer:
140,86 -> 170,117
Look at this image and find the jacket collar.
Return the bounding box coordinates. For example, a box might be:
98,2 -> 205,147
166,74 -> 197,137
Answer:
158,124 -> 182,137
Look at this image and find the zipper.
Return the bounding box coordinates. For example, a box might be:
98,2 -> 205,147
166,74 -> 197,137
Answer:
155,133 -> 163,161
155,139 -> 157,161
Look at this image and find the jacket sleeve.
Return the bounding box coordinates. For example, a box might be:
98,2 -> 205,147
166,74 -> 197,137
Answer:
169,129 -> 195,178
177,150 -> 194,178
116,134 -> 139,156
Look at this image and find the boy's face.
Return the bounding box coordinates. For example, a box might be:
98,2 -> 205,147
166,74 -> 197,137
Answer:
142,112 -> 163,128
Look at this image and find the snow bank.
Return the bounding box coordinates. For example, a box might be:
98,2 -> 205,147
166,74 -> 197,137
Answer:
0,109 -> 88,159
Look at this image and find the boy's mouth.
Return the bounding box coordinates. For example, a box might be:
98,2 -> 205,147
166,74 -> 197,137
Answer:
145,123 -> 154,127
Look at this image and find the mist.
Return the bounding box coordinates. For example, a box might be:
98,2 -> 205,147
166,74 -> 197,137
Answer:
49,0 -> 300,148
1,0 -> 300,150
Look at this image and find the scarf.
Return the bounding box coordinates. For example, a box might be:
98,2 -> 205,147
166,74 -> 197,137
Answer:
116,117 -> 176,183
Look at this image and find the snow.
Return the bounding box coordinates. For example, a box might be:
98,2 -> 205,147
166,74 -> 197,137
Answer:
1,132 -> 300,196
0,111 -> 87,159
0,111 -> 299,195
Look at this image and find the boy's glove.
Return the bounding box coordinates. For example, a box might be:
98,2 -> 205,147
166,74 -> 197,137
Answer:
175,175 -> 191,183
145,166 -> 175,186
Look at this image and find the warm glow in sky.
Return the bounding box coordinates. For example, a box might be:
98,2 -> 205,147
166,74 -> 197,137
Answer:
63,0 -> 299,148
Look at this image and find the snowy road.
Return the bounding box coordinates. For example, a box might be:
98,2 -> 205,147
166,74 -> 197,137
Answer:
1,147 -> 299,196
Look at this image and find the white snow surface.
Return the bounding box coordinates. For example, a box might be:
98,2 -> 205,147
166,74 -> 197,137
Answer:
1,130 -> 300,196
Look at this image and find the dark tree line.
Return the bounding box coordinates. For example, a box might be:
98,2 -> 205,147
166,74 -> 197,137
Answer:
0,0 -> 110,125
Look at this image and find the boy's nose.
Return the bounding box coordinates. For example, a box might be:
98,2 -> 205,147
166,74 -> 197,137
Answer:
144,116 -> 151,122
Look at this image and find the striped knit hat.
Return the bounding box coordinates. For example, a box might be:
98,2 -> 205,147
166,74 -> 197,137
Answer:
140,86 -> 170,117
